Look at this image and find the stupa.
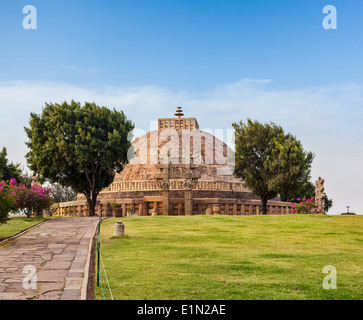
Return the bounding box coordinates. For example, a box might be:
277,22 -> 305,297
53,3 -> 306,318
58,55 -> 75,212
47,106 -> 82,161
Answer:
60,108 -> 292,216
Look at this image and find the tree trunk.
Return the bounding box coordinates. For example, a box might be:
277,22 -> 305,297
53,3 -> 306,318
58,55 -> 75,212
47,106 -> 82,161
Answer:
84,192 -> 98,216
262,197 -> 268,215
84,166 -> 98,216
26,209 -> 32,218
88,201 -> 96,216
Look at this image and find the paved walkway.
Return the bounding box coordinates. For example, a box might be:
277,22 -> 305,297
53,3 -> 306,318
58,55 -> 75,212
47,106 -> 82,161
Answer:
0,217 -> 99,300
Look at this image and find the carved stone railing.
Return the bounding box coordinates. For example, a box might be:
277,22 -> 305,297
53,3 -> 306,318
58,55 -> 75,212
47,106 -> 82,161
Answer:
194,181 -> 249,192
100,180 -> 250,193
55,198 -> 294,217
101,181 -> 160,192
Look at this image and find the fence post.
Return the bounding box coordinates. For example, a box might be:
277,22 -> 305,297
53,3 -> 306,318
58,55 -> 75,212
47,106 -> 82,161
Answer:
96,211 -> 102,287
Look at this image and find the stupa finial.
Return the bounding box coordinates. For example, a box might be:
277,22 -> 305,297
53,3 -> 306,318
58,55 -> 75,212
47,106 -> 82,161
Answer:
174,106 -> 184,118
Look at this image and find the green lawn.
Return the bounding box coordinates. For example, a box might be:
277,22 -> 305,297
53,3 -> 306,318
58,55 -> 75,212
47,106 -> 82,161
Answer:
94,215 -> 362,300
0,217 -> 50,241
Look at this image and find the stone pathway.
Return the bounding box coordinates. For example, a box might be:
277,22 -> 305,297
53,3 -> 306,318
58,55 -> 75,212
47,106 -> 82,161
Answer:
0,217 -> 99,300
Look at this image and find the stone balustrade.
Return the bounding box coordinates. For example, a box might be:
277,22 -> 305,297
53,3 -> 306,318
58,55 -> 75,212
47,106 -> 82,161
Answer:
100,180 -> 250,193
54,198 -> 293,217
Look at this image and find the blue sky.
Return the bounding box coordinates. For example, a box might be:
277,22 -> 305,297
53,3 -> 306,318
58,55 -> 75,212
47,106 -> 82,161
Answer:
1,0 -> 363,89
0,0 -> 362,214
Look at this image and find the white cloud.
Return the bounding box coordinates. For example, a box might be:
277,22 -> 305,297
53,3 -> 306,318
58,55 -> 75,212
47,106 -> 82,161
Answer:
58,65 -> 106,76
0,79 -> 362,214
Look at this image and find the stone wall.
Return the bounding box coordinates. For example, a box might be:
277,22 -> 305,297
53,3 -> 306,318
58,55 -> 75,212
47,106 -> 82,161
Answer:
55,198 -> 292,217
77,190 -> 263,201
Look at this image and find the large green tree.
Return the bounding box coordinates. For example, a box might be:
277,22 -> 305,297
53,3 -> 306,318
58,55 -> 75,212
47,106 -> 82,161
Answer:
0,147 -> 32,187
25,101 -> 134,216
233,119 -> 314,215
0,147 -> 23,182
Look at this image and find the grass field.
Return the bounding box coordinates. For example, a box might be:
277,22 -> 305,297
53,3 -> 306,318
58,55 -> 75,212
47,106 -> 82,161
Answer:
94,215 -> 363,300
0,217 -> 50,241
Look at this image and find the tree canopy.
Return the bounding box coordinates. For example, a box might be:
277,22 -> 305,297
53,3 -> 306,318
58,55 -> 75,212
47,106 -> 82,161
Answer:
233,119 -> 314,215
24,101 -> 134,216
0,147 -> 32,187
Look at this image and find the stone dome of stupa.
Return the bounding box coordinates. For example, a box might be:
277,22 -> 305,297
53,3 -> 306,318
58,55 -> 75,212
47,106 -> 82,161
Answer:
97,108 -> 253,202
71,107 -> 289,217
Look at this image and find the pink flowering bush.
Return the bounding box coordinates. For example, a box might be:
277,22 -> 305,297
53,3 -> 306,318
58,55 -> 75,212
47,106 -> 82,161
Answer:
292,197 -> 319,214
11,179 -> 54,218
0,178 -> 54,221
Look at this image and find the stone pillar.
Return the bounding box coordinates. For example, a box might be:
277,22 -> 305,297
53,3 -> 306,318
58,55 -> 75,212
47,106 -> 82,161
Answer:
212,204 -> 221,215
152,202 -> 158,216
162,190 -> 170,216
155,178 -> 170,216
198,203 -> 203,215
206,204 -> 212,215
138,203 -> 143,216
114,205 -> 122,217
176,203 -> 182,216
315,177 -> 325,214
184,189 -> 193,215
241,204 -> 245,215
106,203 -> 113,217
233,203 -> 237,215
122,204 -> 127,217
104,205 -> 111,217
114,221 -> 125,237
143,202 -> 148,216
248,205 -> 253,215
